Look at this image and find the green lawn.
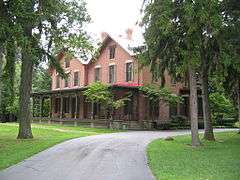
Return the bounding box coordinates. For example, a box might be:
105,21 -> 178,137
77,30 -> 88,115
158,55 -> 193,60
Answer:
147,132 -> 240,180
0,123 -> 120,170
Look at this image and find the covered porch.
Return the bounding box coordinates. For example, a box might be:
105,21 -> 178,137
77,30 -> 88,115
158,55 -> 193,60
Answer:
31,86 -> 153,129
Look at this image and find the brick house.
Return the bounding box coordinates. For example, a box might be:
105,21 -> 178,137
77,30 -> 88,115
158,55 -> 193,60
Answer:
32,30 -> 203,129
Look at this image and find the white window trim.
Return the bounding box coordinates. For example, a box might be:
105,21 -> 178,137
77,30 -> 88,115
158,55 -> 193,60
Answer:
109,62 -> 116,66
125,60 -> 133,63
95,65 -> 101,68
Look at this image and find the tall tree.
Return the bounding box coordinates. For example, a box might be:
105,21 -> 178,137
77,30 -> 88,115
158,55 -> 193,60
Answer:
221,0 -> 240,126
142,0 -> 203,146
2,0 -> 93,138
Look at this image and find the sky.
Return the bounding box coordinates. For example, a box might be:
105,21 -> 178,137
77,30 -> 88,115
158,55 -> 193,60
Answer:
86,0 -> 144,39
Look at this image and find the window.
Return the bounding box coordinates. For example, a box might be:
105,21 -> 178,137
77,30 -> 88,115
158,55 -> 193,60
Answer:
109,46 -> 116,59
109,65 -> 116,83
95,67 -> 101,81
63,97 -> 69,113
56,75 -> 60,89
54,98 -> 60,113
65,59 -> 70,68
64,74 -> 70,87
126,62 -> 133,82
74,72 -> 79,86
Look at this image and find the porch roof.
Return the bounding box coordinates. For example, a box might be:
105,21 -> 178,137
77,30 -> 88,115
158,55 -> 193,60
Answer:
31,85 -> 140,97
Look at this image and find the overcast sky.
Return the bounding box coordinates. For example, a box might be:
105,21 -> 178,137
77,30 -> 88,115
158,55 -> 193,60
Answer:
86,0 -> 143,38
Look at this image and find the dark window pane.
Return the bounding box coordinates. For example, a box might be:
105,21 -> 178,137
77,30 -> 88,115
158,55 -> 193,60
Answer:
109,46 -> 116,59
126,62 -> 133,82
109,65 -> 116,83
95,68 -> 101,81
64,74 -> 69,87
63,97 -> 69,113
74,72 -> 79,86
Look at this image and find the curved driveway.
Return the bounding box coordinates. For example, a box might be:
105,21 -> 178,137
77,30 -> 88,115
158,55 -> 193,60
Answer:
0,129 -> 234,180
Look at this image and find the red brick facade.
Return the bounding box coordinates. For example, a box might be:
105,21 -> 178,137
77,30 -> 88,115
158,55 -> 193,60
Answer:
45,33 -> 199,125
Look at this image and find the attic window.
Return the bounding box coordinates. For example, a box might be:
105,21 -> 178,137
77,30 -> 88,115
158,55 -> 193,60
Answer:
65,59 -> 70,68
109,46 -> 116,59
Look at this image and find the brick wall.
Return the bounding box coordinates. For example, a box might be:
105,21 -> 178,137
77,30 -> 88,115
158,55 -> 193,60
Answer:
51,58 -> 86,90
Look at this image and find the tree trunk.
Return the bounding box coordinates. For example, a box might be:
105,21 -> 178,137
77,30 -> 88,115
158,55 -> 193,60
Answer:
236,79 -> 240,134
201,62 -> 215,141
17,25 -> 34,139
0,45 -> 4,113
188,66 -> 201,147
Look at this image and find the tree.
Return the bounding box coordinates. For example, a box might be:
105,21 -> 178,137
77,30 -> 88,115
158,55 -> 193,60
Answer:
1,0 -> 93,139
139,84 -> 182,104
209,92 -> 235,121
142,0 -> 203,146
83,82 -> 127,126
32,67 -> 52,92
221,0 -> 240,129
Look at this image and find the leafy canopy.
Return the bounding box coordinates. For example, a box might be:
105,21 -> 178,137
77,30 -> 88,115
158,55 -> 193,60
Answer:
139,84 -> 182,105
83,82 -> 128,110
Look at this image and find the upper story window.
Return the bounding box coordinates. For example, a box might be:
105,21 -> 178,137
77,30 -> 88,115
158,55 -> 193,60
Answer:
109,46 -> 116,59
95,67 -> 101,81
56,75 -> 60,89
64,73 -> 70,87
74,71 -> 79,86
126,62 -> 133,82
109,65 -> 116,83
65,59 -> 70,68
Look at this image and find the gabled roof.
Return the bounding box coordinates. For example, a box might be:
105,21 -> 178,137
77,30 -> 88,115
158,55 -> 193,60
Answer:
88,31 -> 144,64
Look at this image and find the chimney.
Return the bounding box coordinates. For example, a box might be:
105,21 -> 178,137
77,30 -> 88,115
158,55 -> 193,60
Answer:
126,28 -> 133,40
101,32 -> 108,41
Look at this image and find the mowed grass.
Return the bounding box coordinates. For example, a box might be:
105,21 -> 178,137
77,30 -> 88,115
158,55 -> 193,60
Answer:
147,132 -> 240,180
0,123 -> 120,170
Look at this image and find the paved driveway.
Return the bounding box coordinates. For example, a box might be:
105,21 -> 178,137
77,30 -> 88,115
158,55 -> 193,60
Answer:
0,129 -> 234,180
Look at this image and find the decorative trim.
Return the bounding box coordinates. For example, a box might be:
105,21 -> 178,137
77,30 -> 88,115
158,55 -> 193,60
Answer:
109,62 -> 116,66
95,65 -> 101,68
125,60 -> 133,63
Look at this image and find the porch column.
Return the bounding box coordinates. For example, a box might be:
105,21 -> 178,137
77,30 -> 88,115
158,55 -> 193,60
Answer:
79,95 -> 84,119
69,95 -> 72,118
60,95 -> 63,118
91,102 -> 94,119
138,93 -> 145,121
75,94 -> 78,119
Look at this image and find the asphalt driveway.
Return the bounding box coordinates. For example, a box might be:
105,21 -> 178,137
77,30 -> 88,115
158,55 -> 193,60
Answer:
0,129 -> 234,180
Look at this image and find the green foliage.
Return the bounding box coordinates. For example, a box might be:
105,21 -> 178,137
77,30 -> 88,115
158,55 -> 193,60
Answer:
234,122 -> 240,128
84,82 -> 112,105
1,62 -> 21,114
32,67 -> 51,92
139,84 -> 182,105
209,92 -> 235,120
83,82 -> 128,110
